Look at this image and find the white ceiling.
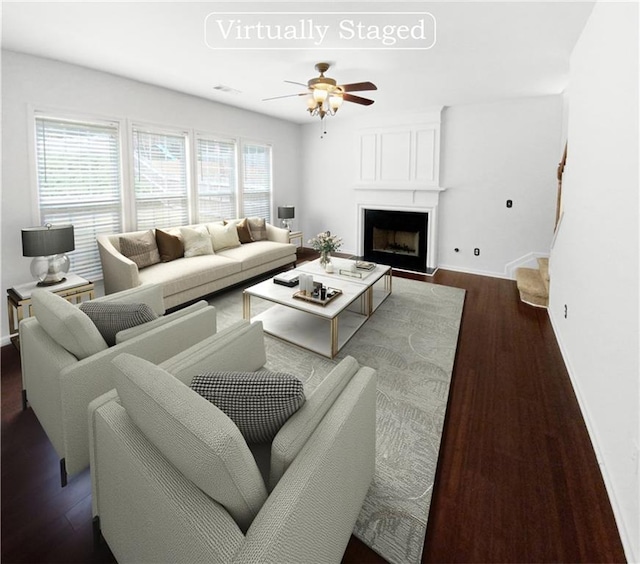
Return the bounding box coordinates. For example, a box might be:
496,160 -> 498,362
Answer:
2,1 -> 595,124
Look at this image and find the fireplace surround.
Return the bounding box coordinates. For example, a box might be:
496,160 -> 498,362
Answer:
356,201 -> 440,274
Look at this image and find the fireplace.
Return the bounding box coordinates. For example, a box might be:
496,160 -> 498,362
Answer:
363,209 -> 429,273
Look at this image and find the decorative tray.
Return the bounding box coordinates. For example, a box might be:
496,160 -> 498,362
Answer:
293,287 -> 342,306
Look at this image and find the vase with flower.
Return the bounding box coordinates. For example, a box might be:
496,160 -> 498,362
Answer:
308,231 -> 342,270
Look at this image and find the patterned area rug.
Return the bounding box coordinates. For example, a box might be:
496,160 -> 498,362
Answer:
208,276 -> 465,564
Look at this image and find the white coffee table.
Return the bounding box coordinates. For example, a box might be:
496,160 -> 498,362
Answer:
243,260 -> 391,358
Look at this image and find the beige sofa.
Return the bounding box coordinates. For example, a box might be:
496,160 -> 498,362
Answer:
97,221 -> 296,309
90,320 -> 377,563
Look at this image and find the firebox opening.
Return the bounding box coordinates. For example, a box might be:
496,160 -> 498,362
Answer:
372,227 -> 419,257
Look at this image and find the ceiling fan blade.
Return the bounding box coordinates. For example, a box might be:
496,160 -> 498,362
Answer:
262,92 -> 308,101
343,93 -> 375,106
284,80 -> 308,87
339,81 -> 377,92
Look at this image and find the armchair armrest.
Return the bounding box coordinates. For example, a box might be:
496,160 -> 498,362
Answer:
115,301 -> 210,343
236,367 -> 377,564
269,355 -> 361,490
160,320 -> 266,386
97,235 -> 140,294
59,304 -> 217,477
94,283 -> 166,316
266,223 -> 290,244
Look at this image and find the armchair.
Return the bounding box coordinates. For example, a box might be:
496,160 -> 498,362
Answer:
89,320 -> 377,564
19,283 -> 217,486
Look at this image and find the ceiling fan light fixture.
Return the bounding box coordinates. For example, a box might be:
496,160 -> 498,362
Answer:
329,95 -> 343,110
312,88 -> 328,103
265,63 -> 376,135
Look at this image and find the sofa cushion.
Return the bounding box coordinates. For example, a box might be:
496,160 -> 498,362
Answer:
119,230 -> 161,269
137,255 -> 241,298
208,223 -> 241,252
191,371 -> 305,443
31,290 -> 108,359
247,217 -> 267,241
112,353 -> 268,533
79,301 -> 158,346
217,240 -> 295,271
225,218 -> 254,244
155,229 -> 184,262
181,226 -> 214,257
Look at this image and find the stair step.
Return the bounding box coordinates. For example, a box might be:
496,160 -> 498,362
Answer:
516,267 -> 549,308
537,258 -> 550,293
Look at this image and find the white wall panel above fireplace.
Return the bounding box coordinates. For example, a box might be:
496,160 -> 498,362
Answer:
356,108 -> 442,190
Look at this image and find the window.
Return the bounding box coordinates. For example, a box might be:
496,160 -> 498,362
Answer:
34,116 -> 122,280
241,142 -> 272,223
132,127 -> 189,229
196,136 -> 237,222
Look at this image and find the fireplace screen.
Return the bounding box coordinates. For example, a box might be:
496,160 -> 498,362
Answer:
372,227 -> 419,257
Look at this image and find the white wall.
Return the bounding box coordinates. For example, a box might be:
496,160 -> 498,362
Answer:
439,96 -> 563,277
1,50 -> 303,343
300,96 -> 563,278
548,2 -> 639,561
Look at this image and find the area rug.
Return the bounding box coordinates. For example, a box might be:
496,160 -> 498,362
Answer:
208,277 -> 465,564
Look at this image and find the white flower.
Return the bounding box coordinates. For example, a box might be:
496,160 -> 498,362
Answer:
307,231 -> 342,253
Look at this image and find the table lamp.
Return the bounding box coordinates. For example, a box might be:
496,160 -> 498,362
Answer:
277,206 -> 295,231
22,224 -> 75,286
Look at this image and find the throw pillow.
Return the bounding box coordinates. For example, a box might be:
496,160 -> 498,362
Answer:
79,301 -> 158,346
31,290 -> 108,359
191,371 -> 306,443
247,217 -> 267,241
155,229 -> 184,262
119,230 -> 161,269
224,218 -> 254,244
181,225 -> 214,257
208,223 -> 241,252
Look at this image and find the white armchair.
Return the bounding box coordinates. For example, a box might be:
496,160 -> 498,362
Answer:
89,320 -> 377,564
19,283 -> 217,486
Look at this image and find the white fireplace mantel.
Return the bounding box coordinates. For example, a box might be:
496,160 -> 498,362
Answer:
356,200 -> 441,273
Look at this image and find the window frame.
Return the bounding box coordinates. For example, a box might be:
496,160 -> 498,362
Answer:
193,131 -> 239,223
28,107 -> 127,280
129,122 -> 192,231
239,138 -> 273,224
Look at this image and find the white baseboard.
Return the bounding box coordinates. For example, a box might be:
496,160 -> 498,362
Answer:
548,308 -> 636,563
438,263 -> 513,280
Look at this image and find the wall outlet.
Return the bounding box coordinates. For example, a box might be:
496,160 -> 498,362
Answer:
506,199 -> 513,208
474,248 -> 480,256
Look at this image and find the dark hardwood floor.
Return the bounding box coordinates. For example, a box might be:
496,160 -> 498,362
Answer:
1,264 -> 626,563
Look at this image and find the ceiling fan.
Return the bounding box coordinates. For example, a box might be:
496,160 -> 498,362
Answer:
263,62 -> 377,120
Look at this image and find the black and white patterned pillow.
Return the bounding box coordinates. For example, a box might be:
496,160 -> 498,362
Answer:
190,371 -> 305,443
79,301 -> 158,346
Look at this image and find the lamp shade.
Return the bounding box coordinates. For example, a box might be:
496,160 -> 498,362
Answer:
277,206 -> 295,220
22,224 -> 75,257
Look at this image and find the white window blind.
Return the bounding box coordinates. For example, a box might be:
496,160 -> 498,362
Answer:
241,142 -> 272,223
35,117 -> 122,280
133,128 -> 189,229
196,136 -> 237,221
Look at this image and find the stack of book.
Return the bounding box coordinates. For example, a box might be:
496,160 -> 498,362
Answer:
355,261 -> 376,271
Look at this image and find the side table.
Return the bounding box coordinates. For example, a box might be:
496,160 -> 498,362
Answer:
7,273 -> 95,350
288,230 -> 304,253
